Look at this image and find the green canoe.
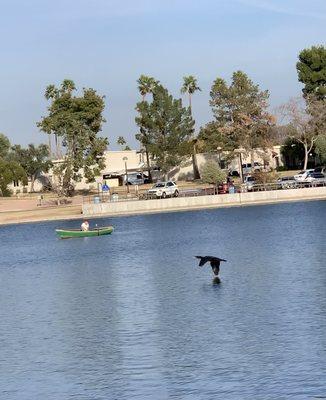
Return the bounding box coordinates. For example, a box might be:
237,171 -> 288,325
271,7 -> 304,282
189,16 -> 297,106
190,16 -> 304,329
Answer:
55,226 -> 114,239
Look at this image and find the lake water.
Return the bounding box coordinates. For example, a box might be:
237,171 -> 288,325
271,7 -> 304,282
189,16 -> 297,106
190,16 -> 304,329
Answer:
0,201 -> 325,399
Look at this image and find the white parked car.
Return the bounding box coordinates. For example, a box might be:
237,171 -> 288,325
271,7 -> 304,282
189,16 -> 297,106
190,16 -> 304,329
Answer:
147,181 -> 179,199
294,169 -> 315,181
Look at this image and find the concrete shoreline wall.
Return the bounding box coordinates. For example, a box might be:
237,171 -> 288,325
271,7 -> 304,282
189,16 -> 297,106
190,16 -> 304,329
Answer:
82,187 -> 326,217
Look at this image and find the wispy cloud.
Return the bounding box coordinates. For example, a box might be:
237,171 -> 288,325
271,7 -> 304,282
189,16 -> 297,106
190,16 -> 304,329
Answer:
237,0 -> 326,20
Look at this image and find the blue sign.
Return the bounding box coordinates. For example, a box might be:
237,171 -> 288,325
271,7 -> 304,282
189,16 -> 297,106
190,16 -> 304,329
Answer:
102,184 -> 110,192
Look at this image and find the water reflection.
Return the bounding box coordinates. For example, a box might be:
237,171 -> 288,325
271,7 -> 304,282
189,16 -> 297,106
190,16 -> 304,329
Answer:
212,276 -> 221,285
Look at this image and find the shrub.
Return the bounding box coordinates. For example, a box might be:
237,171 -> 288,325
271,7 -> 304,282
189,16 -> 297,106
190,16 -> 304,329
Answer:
201,161 -> 226,185
276,165 -> 288,172
253,170 -> 279,184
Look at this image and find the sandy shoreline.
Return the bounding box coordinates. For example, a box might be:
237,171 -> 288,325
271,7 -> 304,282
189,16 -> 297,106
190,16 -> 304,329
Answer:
0,205 -> 83,226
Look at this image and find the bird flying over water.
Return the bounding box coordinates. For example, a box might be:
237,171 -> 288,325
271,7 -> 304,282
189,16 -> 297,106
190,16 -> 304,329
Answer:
195,256 -> 227,276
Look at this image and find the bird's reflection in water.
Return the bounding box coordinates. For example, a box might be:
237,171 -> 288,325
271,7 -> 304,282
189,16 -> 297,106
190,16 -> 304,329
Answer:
212,277 -> 221,285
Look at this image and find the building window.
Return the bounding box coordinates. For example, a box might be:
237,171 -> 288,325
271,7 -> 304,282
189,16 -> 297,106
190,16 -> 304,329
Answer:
220,160 -> 226,170
13,180 -> 19,187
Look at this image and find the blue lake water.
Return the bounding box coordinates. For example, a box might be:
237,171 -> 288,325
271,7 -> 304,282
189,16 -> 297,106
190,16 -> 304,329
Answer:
0,201 -> 325,399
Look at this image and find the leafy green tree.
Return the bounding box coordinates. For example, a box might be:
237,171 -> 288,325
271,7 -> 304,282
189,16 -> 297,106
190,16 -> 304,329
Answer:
181,75 -> 201,180
280,138 -> 305,169
135,85 -> 194,179
37,80 -> 108,196
201,160 -> 226,185
11,144 -> 52,192
198,121 -> 233,152
315,135 -> 326,163
297,46 -> 326,99
207,71 -> 274,170
0,133 -> 11,158
0,159 -> 27,196
0,134 -> 27,196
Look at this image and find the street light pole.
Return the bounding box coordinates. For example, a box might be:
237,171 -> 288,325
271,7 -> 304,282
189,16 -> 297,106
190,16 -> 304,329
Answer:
234,148 -> 245,183
123,156 -> 129,194
216,146 -> 222,168
239,152 -> 244,183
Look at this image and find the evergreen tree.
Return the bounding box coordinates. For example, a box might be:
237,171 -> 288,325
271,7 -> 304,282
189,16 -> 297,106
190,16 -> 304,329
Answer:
205,71 -> 274,170
135,85 -> 194,179
297,45 -> 326,99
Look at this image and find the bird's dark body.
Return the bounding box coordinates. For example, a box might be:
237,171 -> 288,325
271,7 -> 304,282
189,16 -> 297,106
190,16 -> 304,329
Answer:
195,256 -> 227,276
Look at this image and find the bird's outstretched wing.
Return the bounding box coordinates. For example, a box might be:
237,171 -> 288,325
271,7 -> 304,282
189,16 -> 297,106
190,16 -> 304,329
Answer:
195,255 -> 227,266
195,256 -> 210,266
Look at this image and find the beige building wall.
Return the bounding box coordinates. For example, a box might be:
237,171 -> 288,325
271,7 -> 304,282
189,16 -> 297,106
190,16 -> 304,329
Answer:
49,150 -> 146,192
101,150 -> 145,175
8,175 -> 48,195
168,146 -> 283,181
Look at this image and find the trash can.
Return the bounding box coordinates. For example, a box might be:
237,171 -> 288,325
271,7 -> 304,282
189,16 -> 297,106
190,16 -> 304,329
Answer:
94,196 -> 100,204
112,193 -> 119,202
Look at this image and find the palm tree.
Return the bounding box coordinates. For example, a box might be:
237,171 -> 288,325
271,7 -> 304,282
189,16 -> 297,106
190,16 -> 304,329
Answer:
61,79 -> 76,94
44,80 -> 76,159
137,75 -> 159,101
136,75 -> 159,182
181,75 -> 201,180
181,75 -> 201,112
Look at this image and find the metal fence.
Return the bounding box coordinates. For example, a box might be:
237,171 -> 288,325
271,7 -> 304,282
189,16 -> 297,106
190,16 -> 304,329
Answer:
246,180 -> 326,192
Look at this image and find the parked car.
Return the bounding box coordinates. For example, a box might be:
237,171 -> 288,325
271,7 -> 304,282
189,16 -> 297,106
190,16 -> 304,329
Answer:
230,162 -> 263,176
294,169 -> 315,181
217,182 -> 229,194
277,176 -> 298,189
124,172 -> 149,185
314,166 -> 326,174
303,171 -> 325,183
243,175 -> 256,191
242,162 -> 263,175
147,181 -> 179,198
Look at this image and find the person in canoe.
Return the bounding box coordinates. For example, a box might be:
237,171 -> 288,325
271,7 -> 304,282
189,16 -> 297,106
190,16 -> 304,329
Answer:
81,220 -> 90,231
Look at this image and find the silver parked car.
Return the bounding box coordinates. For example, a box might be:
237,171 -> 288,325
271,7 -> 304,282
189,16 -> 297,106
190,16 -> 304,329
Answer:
304,171 -> 325,183
243,175 -> 256,191
277,176 -> 298,189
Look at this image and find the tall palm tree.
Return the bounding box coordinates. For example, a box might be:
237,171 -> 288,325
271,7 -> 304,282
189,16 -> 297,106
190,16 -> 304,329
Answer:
181,75 -> 201,112
181,76 -> 201,180
61,79 -> 76,94
136,75 -> 159,182
137,75 -> 159,101
44,80 -> 76,159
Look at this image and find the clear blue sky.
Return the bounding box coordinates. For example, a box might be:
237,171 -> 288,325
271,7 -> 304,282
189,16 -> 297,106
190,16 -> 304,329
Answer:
0,0 -> 325,149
